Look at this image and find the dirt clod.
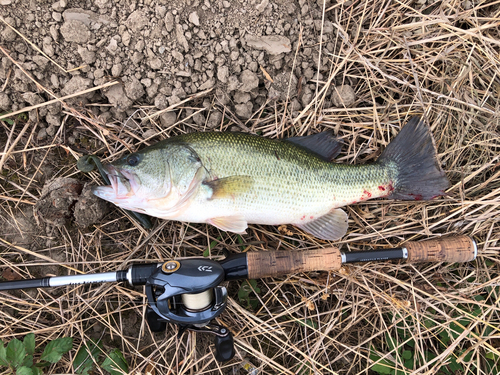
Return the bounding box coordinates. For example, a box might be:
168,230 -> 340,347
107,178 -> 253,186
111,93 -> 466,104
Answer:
74,184 -> 110,228
34,177 -> 83,227
331,85 -> 356,107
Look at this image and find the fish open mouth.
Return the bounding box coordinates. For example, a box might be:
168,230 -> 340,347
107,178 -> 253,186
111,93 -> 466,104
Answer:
91,165 -> 135,201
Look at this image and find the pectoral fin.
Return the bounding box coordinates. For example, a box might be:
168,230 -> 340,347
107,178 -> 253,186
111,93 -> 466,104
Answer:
204,175 -> 253,200
208,216 -> 248,234
284,130 -> 343,161
295,208 -> 348,240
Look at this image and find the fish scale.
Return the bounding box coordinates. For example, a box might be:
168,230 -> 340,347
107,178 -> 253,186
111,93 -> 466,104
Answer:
92,118 -> 449,240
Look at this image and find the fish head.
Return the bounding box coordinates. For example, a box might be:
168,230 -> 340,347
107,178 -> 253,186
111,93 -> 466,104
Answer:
92,148 -> 172,213
92,143 -> 206,217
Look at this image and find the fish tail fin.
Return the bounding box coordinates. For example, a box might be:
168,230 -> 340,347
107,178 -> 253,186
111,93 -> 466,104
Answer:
378,117 -> 450,200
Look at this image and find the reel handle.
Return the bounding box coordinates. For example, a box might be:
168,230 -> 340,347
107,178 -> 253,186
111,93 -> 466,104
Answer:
245,235 -> 476,279
404,235 -> 477,263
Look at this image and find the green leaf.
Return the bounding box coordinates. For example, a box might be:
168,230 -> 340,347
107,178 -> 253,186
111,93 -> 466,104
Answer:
73,340 -> 103,375
404,359 -> 413,370
448,356 -> 463,372
203,236 -> 221,257
7,339 -> 26,368
0,340 -> 8,367
101,349 -> 128,375
16,366 -> 33,375
369,346 -> 394,375
371,361 -> 394,374
402,350 -> 412,360
40,337 -> 73,364
30,366 -> 42,375
385,333 -> 397,353
23,334 -> 35,356
22,355 -> 33,368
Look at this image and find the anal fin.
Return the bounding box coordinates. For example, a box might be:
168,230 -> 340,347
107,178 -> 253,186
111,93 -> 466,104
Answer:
295,208 -> 348,241
208,216 -> 248,234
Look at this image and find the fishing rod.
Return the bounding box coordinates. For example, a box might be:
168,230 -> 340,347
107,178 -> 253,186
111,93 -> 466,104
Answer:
0,235 -> 476,362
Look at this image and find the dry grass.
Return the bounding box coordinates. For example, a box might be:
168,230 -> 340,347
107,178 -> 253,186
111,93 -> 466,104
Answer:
1,1 -> 499,374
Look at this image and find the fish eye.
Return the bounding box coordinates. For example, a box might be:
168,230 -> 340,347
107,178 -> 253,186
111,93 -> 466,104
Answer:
127,155 -> 140,166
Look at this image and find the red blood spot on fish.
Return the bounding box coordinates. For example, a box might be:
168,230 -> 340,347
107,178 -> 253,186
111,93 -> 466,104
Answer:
363,190 -> 372,198
300,215 -> 306,220
378,186 -> 386,191
388,183 -> 394,192
352,200 -> 357,204
310,216 -> 314,219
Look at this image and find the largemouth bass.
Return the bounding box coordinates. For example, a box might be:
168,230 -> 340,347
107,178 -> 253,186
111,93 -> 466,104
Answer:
92,117 -> 449,240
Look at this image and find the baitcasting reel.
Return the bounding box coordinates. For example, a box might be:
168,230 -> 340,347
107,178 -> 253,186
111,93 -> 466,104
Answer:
0,235 -> 477,362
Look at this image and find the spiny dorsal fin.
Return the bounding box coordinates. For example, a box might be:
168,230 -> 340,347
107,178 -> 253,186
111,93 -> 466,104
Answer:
204,175 -> 254,200
294,208 -> 348,241
284,130 -> 343,161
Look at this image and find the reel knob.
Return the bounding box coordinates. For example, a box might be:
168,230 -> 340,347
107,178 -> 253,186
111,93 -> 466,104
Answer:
214,327 -> 235,362
145,306 -> 167,332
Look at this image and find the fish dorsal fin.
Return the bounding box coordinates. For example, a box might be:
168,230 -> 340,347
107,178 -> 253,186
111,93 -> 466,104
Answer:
208,216 -> 248,234
295,208 -> 348,241
284,130 -> 342,161
204,175 -> 253,200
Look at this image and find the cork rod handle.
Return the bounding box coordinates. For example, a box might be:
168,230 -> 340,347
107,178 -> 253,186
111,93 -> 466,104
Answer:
247,247 -> 342,279
405,235 -> 477,263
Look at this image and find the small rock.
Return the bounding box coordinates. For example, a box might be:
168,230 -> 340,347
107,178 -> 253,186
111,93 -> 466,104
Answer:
45,113 -> 60,127
142,129 -> 157,140
149,58 -> 162,70
77,46 -> 96,64
176,24 -> 189,52
126,10 -> 149,33
131,52 -> 144,65
46,125 -> 56,137
52,12 -> 62,22
154,94 -> 169,110
111,63 -> 122,77
207,110 -> 222,128
22,92 -> 43,106
61,76 -> 92,96
0,0 -> 12,4
1,26 -> 17,42
160,111 -> 177,127
107,38 -> 118,54
193,112 -> 206,126
125,77 -> 145,101
235,103 -> 253,119
233,91 -> 251,104
104,84 -> 133,110
188,11 -> 200,26
331,85 -> 356,107
37,128 -> 47,141
217,65 -> 229,83
256,0 -> 269,13
94,0 -> 110,8
165,12 -> 174,32
245,35 -> 291,55
32,55 -> 49,69
0,93 -> 12,110
227,76 -> 241,92
60,20 -> 91,43
239,70 -> 259,92
198,78 -> 216,91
